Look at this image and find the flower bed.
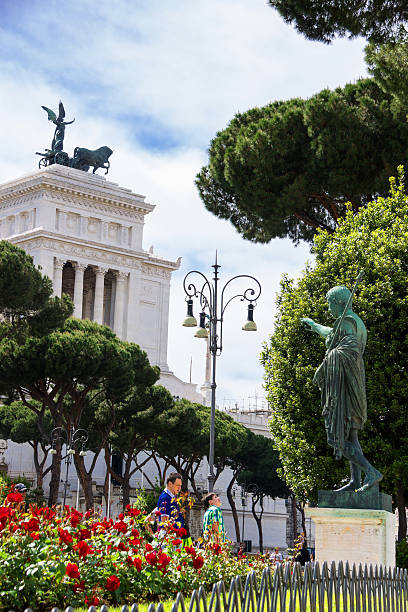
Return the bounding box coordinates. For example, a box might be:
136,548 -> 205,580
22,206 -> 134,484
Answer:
0,492 -> 271,611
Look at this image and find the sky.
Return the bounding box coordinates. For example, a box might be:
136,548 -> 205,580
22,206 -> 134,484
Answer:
0,0 -> 368,405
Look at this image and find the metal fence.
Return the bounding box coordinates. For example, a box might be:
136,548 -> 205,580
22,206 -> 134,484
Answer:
21,561 -> 408,612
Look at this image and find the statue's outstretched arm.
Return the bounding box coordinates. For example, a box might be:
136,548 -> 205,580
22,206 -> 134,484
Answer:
300,318 -> 332,337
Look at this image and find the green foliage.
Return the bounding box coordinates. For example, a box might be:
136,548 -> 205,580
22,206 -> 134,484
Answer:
396,539 -> 408,569
133,486 -> 162,514
0,503 -> 268,611
0,241 -> 73,342
236,435 -> 289,499
365,38 -> 408,109
263,168 -> 408,506
196,80 -> 408,244
0,401 -> 52,444
267,0 -> 408,43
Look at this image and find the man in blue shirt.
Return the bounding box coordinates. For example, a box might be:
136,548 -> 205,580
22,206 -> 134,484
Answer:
156,472 -> 186,531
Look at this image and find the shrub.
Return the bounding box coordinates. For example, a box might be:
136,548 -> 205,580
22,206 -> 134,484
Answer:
0,499 -> 271,611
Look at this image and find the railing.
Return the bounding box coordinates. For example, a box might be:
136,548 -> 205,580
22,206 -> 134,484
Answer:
20,560 -> 408,612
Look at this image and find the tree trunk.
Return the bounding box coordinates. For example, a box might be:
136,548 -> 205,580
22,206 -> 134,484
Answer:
251,495 -> 264,553
48,443 -> 62,506
227,476 -> 240,543
291,495 -> 298,544
396,485 -> 407,541
297,502 -> 308,546
121,455 -> 133,510
103,445 -> 111,517
74,455 -> 94,509
32,441 -> 44,490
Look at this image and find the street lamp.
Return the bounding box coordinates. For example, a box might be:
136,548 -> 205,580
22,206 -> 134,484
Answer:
49,426 -> 88,508
182,253 -> 261,493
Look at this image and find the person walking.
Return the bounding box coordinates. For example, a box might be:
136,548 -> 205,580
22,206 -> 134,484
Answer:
202,492 -> 225,545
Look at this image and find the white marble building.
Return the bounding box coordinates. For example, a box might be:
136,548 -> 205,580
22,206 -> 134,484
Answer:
0,163 -> 200,400
0,163 -> 290,551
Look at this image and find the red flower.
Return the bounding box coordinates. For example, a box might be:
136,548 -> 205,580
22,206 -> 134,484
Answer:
134,557 -> 142,571
129,537 -> 141,547
185,546 -> 196,557
66,562 -> 80,580
118,513 -> 124,520
172,538 -> 182,546
113,520 -> 127,533
106,575 -> 120,591
58,528 -> 73,545
145,551 -> 157,566
85,595 -> 100,607
6,492 -> 23,504
126,507 -> 141,517
158,552 -> 171,568
145,542 -> 153,551
193,556 -> 204,570
30,532 -> 40,540
69,510 -> 83,528
177,565 -> 182,571
131,528 -> 139,537
116,542 -> 128,552
21,518 -> 40,532
76,528 -> 91,541
175,527 -> 187,537
74,540 -> 92,558
73,580 -> 85,593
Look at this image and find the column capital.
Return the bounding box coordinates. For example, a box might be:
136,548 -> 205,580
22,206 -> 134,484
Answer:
54,258 -> 65,270
94,266 -> 109,276
73,262 -> 88,272
116,270 -> 128,282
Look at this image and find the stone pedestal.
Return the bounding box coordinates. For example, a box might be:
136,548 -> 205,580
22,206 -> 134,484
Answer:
306,506 -> 396,567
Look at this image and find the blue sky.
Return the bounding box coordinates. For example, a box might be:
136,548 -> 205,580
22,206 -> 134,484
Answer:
0,0 -> 368,403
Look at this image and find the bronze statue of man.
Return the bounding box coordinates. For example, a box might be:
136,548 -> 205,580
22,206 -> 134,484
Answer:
301,283 -> 382,492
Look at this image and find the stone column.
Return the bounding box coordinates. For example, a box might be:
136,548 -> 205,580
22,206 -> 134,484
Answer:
29,208 -> 36,231
73,262 -> 87,318
158,277 -> 171,370
121,226 -> 129,246
113,271 -> 128,339
59,211 -> 67,233
14,213 -> 21,235
53,258 -> 65,297
93,267 -> 108,325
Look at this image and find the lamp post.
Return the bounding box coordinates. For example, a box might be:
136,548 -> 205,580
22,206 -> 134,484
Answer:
49,426 -> 88,508
182,253 -> 261,493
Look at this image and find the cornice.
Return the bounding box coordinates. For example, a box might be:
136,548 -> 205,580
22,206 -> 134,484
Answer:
11,231 -> 179,277
0,191 -> 146,222
0,167 -> 155,218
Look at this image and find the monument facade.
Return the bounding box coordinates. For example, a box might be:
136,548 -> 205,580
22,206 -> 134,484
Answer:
0,163 -> 201,401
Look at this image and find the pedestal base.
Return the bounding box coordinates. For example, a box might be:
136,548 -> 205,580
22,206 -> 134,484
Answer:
306,506 -> 396,567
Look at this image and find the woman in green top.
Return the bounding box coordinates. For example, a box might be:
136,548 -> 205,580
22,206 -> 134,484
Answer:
202,492 -> 225,544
